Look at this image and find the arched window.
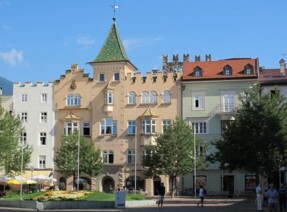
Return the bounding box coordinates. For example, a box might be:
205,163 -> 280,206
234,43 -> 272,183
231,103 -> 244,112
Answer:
162,90 -> 171,104
128,91 -> 136,104
141,91 -> 149,104
150,91 -> 157,104
103,150 -> 114,164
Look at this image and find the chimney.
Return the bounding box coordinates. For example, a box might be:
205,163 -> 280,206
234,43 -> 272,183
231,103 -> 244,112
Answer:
195,55 -> 201,62
71,64 -> 79,73
279,59 -> 286,76
205,54 -> 212,62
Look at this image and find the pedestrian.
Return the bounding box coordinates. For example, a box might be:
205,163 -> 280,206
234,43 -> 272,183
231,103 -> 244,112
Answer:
256,182 -> 263,211
158,182 -> 166,208
197,185 -> 205,207
278,183 -> 286,212
267,183 -> 279,212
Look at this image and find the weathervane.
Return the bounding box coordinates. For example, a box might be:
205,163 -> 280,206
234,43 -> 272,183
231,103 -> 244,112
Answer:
112,1 -> 119,22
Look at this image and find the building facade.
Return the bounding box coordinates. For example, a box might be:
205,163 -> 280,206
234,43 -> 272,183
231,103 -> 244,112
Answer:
13,81 -> 55,179
54,21 -> 182,195
181,56 -> 259,194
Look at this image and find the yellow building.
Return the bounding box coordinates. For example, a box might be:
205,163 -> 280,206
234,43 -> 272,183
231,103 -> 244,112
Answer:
54,20 -> 181,195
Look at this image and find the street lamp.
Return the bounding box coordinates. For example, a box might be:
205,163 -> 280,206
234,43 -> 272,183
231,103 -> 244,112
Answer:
193,128 -> 196,200
77,123 -> 80,191
20,139 -> 24,199
134,125 -> 137,194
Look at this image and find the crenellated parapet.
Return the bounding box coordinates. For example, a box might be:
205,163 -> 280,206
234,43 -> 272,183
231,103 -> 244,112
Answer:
162,54 -> 190,72
126,71 -> 181,83
13,81 -> 54,87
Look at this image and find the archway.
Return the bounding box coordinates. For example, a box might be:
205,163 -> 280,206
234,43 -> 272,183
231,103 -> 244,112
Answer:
125,176 -> 145,191
102,176 -> 115,193
73,177 -> 91,190
153,176 -> 161,195
59,177 -> 67,190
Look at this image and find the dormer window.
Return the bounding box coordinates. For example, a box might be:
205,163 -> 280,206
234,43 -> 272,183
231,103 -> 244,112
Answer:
245,64 -> 253,75
223,65 -> 232,76
194,67 -> 202,77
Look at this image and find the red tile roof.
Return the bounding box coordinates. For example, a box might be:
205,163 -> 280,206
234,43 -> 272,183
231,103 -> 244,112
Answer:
259,68 -> 287,85
183,58 -> 258,81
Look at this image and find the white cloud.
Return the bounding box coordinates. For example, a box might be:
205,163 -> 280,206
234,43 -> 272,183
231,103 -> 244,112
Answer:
0,0 -> 9,7
0,48 -> 23,66
123,36 -> 163,50
77,36 -> 95,46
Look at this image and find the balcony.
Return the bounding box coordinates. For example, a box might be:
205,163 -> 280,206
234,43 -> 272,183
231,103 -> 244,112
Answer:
208,103 -> 238,119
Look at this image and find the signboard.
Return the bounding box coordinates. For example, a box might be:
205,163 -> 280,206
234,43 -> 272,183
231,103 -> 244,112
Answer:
115,191 -> 126,208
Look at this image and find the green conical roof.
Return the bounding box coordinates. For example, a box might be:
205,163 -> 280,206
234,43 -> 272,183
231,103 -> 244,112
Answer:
93,23 -> 130,63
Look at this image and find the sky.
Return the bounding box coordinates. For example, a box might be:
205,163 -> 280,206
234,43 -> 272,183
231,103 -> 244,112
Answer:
0,0 -> 287,83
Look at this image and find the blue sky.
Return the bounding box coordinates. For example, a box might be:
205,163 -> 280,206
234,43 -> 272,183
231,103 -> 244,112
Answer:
0,0 -> 287,83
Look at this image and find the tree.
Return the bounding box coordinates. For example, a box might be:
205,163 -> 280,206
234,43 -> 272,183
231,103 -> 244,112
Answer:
0,98 -> 32,176
54,133 -> 103,185
142,117 -> 208,198
209,84 -> 287,182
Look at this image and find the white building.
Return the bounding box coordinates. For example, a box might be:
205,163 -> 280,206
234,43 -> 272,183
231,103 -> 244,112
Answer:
13,81 -> 55,179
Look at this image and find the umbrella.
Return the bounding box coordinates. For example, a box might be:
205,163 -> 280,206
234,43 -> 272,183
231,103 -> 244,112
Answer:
6,179 -> 21,185
24,180 -> 37,184
32,175 -> 51,183
0,176 -> 10,183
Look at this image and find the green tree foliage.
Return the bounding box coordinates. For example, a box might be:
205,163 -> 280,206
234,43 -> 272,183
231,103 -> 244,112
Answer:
142,117 -> 208,198
55,133 -> 103,183
209,84 -> 287,180
0,98 -> 32,176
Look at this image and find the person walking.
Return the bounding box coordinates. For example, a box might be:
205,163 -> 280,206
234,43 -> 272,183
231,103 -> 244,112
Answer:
197,185 -> 205,207
256,182 -> 263,211
267,183 -> 279,212
158,182 -> 166,208
278,183 -> 286,212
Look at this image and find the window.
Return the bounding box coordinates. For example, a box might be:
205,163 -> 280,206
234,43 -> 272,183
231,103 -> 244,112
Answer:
21,94 -> 28,102
64,122 -> 79,135
105,92 -> 113,105
20,132 -> 27,145
142,120 -> 156,134
21,112 -> 28,123
162,90 -> 171,104
127,120 -> 136,135
127,150 -> 135,164
82,122 -> 90,136
40,112 -> 47,123
192,122 -> 207,134
162,120 -> 171,133
128,91 -> 136,105
141,91 -> 149,104
99,73 -> 105,82
40,132 -> 47,145
221,93 -> 235,112
245,65 -> 253,75
223,65 -> 232,76
103,150 -> 114,164
194,67 -> 202,77
270,89 -> 279,98
39,156 -> 46,168
114,72 -> 120,81
100,118 -> 117,135
66,93 -> 81,106
192,93 -> 205,110
41,93 -> 47,103
150,91 -> 157,104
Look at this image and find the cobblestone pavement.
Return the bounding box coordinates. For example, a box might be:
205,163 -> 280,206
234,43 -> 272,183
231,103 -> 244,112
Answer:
0,197 -> 265,212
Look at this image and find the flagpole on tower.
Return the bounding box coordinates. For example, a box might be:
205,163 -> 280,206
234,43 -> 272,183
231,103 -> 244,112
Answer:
112,2 -> 119,22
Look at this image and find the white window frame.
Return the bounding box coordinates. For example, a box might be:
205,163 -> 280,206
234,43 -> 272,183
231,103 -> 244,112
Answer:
192,92 -> 205,110
82,122 -> 90,137
128,91 -> 136,105
142,119 -> 156,134
21,94 -> 28,102
127,120 -> 136,135
99,73 -> 105,82
40,132 -> 47,145
66,93 -> 81,106
127,150 -> 135,164
221,91 -> 236,112
141,91 -> 149,104
103,150 -> 114,164
192,122 -> 207,134
41,93 -> 47,103
162,119 -> 171,133
150,91 -> 157,104
21,112 -> 28,123
105,92 -> 113,105
20,132 -> 27,145
40,112 -> 47,123
100,118 -> 117,135
162,90 -> 171,104
38,155 -> 46,169
64,122 -> 79,135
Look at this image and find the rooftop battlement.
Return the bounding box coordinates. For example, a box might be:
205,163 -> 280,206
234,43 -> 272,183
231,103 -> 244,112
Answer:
13,81 -> 54,87
126,71 -> 181,83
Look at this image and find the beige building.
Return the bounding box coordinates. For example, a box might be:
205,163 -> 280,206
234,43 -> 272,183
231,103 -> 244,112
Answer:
54,20 -> 181,195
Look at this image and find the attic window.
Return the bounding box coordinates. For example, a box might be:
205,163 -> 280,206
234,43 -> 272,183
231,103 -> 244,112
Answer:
245,64 -> 253,75
194,67 -> 202,77
223,65 -> 232,76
